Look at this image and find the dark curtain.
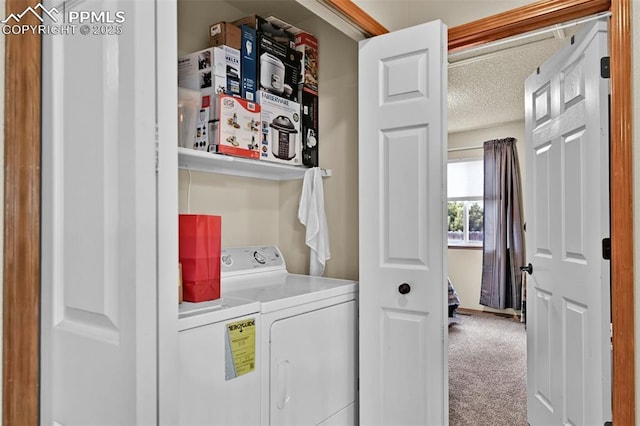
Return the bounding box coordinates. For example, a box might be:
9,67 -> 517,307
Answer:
480,138 -> 525,310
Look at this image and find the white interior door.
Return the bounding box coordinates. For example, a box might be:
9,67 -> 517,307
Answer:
40,1 -> 171,424
525,20 -> 611,425
359,20 -> 448,426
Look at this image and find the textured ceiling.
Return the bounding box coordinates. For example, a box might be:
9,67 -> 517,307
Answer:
447,34 -> 571,133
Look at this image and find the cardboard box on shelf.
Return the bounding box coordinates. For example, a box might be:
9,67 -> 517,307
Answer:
295,32 -> 318,94
240,25 -> 258,102
216,94 -> 261,159
300,89 -> 319,167
178,49 -> 217,150
178,87 -> 200,149
178,46 -> 241,97
233,14 -> 295,47
258,34 -> 302,102
213,46 -> 241,95
178,47 -> 242,151
256,90 -> 301,166
209,21 -> 241,50
240,28 -> 301,103
192,95 -> 215,152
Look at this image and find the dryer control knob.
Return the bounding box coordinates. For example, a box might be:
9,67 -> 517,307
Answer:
253,250 -> 266,264
221,254 -> 233,266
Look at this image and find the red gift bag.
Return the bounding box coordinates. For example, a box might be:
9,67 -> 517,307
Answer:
178,214 -> 222,302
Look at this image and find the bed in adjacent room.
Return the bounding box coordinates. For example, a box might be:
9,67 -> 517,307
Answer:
448,277 -> 461,324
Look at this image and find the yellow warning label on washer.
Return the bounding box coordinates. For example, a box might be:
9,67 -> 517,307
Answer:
225,318 -> 256,380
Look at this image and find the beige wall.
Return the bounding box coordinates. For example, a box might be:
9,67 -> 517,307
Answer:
177,2 -> 359,280
277,15 -> 359,280
448,121 -> 525,315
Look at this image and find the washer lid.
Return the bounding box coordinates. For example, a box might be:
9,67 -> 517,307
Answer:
225,274 -> 358,314
178,296 -> 260,331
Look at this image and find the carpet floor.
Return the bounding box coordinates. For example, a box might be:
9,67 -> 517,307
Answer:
449,312 -> 527,426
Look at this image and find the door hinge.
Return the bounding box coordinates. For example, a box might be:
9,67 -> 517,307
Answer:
604,421 -> 612,426
610,323 -> 613,351
602,238 -> 611,260
601,56 -> 610,79
154,124 -> 159,172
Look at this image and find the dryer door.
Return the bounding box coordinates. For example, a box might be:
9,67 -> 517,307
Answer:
270,300 -> 357,425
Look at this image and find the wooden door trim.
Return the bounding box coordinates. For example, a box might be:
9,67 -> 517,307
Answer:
448,0 -> 611,50
324,0 -> 389,37
3,0 -> 42,424
608,0 -> 634,422
3,0 -> 633,424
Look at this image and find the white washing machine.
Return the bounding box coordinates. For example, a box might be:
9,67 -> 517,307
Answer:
178,294 -> 262,425
221,246 -> 359,426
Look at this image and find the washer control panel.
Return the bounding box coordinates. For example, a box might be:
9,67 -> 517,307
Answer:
221,246 -> 285,275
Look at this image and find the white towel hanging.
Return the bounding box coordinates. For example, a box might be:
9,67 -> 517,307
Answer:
298,167 -> 330,276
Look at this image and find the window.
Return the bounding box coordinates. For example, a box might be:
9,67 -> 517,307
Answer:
448,159 -> 484,247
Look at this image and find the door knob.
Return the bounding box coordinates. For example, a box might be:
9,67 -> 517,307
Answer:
398,283 -> 411,295
519,263 -> 533,275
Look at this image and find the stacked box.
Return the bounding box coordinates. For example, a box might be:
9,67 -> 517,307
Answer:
300,91 -> 318,167
178,47 -> 241,98
215,94 -> 261,159
296,33 -> 319,167
240,25 -> 258,102
209,21 -> 241,49
235,15 -> 301,103
178,49 -> 217,151
178,47 -> 241,151
212,46 -> 241,96
295,32 -> 318,94
233,14 -> 295,48
257,90 -> 301,165
194,95 -> 214,151
257,34 -> 302,102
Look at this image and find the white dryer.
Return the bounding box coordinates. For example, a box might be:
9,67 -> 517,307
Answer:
221,246 -> 358,426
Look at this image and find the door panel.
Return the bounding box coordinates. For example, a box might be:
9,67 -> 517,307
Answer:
533,287 -> 553,411
534,142 -> 553,256
525,20 -> 611,425
381,309 -> 430,425
562,129 -> 587,260
40,1 -> 159,423
359,20 -> 448,426
563,299 -> 586,425
384,126 -> 429,264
